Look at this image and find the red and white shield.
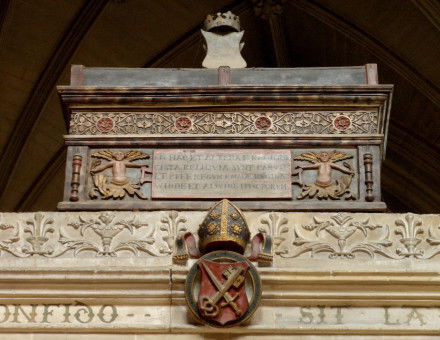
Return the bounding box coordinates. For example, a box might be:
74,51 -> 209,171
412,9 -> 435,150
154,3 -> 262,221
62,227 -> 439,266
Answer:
197,259 -> 249,325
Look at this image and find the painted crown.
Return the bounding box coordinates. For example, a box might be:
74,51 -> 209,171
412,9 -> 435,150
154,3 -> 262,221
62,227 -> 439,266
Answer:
198,199 -> 250,254
204,11 -> 241,32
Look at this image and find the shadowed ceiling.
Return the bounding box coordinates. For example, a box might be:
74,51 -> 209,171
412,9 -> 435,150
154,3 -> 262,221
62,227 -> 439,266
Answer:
0,0 -> 438,212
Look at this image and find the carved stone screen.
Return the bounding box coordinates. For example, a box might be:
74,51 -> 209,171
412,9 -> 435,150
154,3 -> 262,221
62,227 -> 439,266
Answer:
152,149 -> 292,198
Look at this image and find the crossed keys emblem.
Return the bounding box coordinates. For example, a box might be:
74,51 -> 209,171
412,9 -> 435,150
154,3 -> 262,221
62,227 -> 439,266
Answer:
199,264 -> 245,318
185,250 -> 261,327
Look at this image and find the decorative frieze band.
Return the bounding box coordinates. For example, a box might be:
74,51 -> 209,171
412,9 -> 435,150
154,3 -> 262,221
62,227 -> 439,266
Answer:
69,111 -> 379,135
0,212 -> 438,260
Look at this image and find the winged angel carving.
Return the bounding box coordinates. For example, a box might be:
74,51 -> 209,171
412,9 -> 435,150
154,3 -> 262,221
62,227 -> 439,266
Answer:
292,151 -> 355,200
89,150 -> 151,200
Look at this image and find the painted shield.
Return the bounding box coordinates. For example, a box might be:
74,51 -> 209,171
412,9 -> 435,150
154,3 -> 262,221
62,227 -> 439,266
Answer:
185,250 -> 261,327
201,31 -> 246,69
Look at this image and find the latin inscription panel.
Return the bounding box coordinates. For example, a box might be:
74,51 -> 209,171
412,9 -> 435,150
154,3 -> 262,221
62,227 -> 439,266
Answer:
152,149 -> 292,199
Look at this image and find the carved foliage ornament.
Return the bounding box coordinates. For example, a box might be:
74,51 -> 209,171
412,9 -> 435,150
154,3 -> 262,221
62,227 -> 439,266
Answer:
0,213 -> 175,258
70,111 -> 379,135
287,213 -> 396,259
60,212 -> 158,257
0,212 -> 439,260
160,211 -> 188,254
267,213 -> 439,260
258,212 -> 289,255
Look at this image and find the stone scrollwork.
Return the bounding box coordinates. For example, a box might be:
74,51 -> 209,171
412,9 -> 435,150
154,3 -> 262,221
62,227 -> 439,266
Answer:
0,213 -> 59,257
285,213 -> 396,259
0,212 -> 439,260
0,217 -> 21,257
258,212 -> 289,255
426,222 -> 440,259
59,212 -> 160,257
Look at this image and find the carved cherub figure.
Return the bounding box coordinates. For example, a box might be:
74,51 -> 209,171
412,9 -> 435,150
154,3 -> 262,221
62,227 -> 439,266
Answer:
292,151 -> 355,200
89,150 -> 151,199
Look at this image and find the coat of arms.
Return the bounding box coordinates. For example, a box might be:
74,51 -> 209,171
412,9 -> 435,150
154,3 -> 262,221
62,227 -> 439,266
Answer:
181,200 -> 269,327
185,250 -> 261,327
201,11 -> 246,69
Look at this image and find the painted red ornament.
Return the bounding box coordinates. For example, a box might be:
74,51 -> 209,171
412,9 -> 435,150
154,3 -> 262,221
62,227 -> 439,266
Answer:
96,118 -> 114,133
185,250 -> 261,327
333,115 -> 351,130
255,116 -> 272,130
175,117 -> 192,131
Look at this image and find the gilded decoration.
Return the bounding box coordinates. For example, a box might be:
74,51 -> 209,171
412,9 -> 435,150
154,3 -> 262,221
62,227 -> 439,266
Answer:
88,150 -> 151,200
198,199 -> 250,253
292,151 -> 356,200
70,111 -> 379,135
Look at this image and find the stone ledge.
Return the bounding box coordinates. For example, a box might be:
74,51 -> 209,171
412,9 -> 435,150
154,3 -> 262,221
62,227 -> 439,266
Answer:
0,211 -> 438,335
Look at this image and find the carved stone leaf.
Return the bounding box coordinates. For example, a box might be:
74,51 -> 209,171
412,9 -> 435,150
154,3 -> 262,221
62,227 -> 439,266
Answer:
284,214 -> 397,259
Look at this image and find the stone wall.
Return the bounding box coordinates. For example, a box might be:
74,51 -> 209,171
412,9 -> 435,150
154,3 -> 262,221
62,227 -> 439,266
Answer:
0,211 -> 439,338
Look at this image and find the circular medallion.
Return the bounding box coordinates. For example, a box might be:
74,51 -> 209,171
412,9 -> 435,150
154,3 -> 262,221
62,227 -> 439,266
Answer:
254,116 -> 272,130
96,118 -> 114,133
185,250 -> 261,327
175,117 -> 192,131
333,115 -> 351,131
